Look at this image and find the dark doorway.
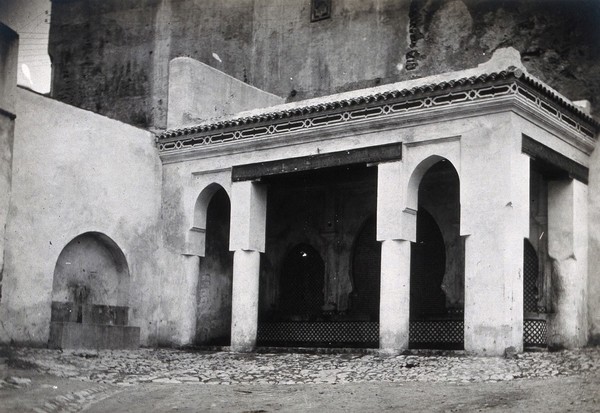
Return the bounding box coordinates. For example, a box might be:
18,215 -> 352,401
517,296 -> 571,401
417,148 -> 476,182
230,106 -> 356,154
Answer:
350,216 -> 381,321
409,159 -> 463,350
279,244 -> 325,319
410,208 -> 447,318
257,164 -> 379,348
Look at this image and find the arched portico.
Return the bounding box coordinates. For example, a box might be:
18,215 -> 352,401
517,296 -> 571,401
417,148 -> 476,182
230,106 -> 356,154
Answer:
409,160 -> 464,349
377,149 -> 462,353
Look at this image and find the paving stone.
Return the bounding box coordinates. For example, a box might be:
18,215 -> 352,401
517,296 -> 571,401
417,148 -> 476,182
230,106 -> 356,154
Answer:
8,347 -> 600,387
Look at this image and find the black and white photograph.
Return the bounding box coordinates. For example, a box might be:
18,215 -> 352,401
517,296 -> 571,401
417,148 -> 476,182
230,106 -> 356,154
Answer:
0,0 -> 599,411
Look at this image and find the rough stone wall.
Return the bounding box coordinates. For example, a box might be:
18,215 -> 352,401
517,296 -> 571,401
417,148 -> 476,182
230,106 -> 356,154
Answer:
48,0 -> 162,128
48,0 -> 600,129
0,88 -> 163,346
405,0 -> 600,118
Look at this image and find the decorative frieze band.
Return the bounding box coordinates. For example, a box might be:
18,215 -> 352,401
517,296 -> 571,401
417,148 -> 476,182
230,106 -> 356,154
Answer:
158,71 -> 597,154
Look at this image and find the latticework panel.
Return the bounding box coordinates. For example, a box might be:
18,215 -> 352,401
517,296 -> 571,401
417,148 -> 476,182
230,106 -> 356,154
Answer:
524,319 -> 547,347
409,320 -> 464,349
257,319 -> 546,349
524,240 -> 539,313
257,321 -> 379,348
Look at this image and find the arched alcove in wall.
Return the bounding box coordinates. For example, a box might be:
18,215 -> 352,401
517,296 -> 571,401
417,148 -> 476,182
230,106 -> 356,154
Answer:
194,186 -> 233,345
51,232 -> 130,325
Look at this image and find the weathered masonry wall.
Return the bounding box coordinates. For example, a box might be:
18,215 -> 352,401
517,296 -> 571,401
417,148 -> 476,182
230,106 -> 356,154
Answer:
48,0 -> 600,129
0,88 -> 163,346
49,0 -> 162,129
0,23 -> 18,305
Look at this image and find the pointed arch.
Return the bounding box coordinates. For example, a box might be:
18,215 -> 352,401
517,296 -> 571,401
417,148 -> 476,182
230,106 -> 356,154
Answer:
408,157 -> 464,349
406,155 -> 460,213
195,185 -> 234,345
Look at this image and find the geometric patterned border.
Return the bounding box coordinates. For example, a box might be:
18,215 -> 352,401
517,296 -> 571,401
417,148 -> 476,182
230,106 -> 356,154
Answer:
158,68 -> 597,154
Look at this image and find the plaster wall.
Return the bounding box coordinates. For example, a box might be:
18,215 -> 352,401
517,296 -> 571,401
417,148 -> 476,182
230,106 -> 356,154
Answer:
167,57 -> 283,129
548,179 -> 588,348
589,143 -> 600,344
460,112 -> 529,355
0,23 -> 18,113
0,88 -> 163,346
0,23 -> 18,305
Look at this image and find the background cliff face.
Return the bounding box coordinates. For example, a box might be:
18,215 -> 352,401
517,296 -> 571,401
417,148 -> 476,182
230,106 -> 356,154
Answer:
47,0 -> 600,129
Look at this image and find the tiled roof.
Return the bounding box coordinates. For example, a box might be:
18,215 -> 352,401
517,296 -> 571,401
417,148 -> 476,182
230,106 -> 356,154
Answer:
160,67 -> 599,140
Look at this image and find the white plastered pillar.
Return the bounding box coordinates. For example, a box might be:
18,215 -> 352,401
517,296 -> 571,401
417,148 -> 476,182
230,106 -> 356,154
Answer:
377,161 -> 414,353
178,255 -> 200,346
229,181 -> 267,352
461,116 -> 529,355
547,179 -> 588,348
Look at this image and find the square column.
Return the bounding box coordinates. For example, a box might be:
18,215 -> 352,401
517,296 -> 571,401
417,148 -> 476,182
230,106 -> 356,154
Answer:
177,255 -> 200,346
231,249 -> 261,351
547,179 -> 588,348
461,118 -> 529,355
377,161 -> 413,353
379,239 -> 411,352
229,181 -> 267,352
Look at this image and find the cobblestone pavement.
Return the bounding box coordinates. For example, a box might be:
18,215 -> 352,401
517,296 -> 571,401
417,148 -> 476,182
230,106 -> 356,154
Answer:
5,347 -> 600,387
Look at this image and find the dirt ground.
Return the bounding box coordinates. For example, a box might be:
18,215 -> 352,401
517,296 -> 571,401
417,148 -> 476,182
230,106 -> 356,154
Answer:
83,375 -> 600,413
1,364 -> 599,412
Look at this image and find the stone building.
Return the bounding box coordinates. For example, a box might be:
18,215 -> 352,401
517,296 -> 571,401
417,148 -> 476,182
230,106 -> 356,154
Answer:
0,0 -> 599,356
